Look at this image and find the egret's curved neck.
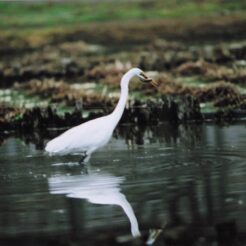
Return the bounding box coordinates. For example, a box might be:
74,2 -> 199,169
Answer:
111,72 -> 132,126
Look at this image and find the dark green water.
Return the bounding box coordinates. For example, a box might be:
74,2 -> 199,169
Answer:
0,123 -> 245,245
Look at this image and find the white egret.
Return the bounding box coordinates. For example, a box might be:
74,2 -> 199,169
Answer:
45,68 -> 156,163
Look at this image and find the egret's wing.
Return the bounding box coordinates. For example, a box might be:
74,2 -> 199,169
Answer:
45,116 -> 110,154
45,125 -> 85,154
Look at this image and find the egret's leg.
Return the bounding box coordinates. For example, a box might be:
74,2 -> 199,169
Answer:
83,153 -> 91,163
78,152 -> 87,165
79,148 -> 96,164
79,148 -> 95,164
79,162 -> 90,174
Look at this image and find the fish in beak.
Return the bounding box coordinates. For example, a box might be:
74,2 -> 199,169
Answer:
139,72 -> 160,88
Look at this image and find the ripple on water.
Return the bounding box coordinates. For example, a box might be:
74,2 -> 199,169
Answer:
51,162 -> 80,167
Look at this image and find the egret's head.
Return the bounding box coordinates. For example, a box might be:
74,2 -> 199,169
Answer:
131,68 -> 159,88
132,68 -> 152,83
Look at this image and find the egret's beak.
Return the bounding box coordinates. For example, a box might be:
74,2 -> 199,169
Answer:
139,72 -> 153,83
139,72 -> 159,88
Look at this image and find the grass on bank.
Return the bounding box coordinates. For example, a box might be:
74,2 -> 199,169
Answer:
0,0 -> 246,31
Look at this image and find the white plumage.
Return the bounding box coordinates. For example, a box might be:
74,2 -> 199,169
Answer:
45,68 -> 153,163
46,115 -> 114,162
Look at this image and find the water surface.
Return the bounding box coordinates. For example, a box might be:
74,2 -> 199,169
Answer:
0,123 -> 245,245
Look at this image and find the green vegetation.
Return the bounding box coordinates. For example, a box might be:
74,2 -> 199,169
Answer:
0,0 -> 246,31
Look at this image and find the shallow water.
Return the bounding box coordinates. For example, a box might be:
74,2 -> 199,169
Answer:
0,123 -> 245,245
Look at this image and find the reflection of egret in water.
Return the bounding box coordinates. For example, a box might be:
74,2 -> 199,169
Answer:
48,172 -> 141,237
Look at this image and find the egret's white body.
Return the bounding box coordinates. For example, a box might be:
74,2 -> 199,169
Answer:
45,68 -> 153,163
46,115 -> 114,161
